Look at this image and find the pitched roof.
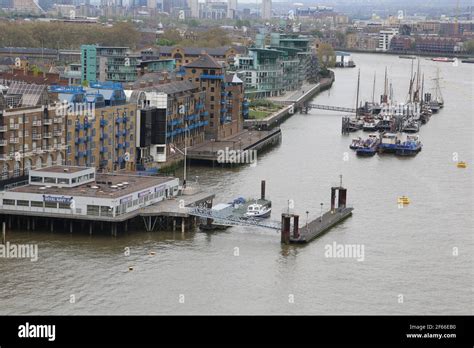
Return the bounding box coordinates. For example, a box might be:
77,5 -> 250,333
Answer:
184,54 -> 222,69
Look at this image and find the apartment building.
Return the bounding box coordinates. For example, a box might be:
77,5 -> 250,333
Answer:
0,83 -> 66,184
183,54 -> 244,140
81,45 -> 139,84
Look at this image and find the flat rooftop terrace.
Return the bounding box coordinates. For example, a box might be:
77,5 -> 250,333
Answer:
10,172 -> 176,199
32,165 -> 87,174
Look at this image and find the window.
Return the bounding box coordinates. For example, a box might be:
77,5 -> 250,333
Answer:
31,176 -> 42,183
58,178 -> 70,185
17,200 -> 29,207
44,177 -> 56,184
3,199 -> 15,205
210,96 -> 214,101
59,203 -> 70,209
31,201 -> 43,208
45,202 -> 58,209
211,87 -> 215,92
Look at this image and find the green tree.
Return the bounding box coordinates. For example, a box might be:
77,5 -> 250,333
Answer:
464,40 -> 474,54
317,43 -> 336,68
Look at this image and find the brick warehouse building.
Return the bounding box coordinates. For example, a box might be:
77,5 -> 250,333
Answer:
0,83 -> 66,184
183,54 -> 244,140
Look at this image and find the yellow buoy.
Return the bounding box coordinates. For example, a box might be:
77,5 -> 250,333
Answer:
397,196 -> 410,204
457,161 -> 467,168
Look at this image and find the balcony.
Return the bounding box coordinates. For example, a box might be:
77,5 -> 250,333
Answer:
200,74 -> 224,80
10,124 -> 20,130
9,137 -> 19,144
32,120 -> 42,127
53,117 -> 63,124
42,145 -> 52,152
0,126 -> 7,132
0,154 -> 11,161
43,132 -> 52,139
43,119 -> 53,125
53,130 -> 62,137
32,134 -> 42,140
32,148 -> 43,154
0,139 -> 7,146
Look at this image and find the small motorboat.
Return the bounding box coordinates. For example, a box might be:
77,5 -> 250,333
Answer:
402,120 -> 420,133
349,137 -> 362,150
362,120 -> 378,132
245,202 -> 271,218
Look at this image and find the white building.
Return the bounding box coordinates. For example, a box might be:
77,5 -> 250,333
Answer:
0,166 -> 179,219
187,0 -> 199,18
261,0 -> 271,20
227,0 -> 237,19
378,28 -> 399,52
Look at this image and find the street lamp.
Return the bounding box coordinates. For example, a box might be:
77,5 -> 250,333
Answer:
306,211 -> 309,231
320,203 -> 324,222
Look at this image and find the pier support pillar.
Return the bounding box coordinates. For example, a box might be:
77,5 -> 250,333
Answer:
124,221 -> 128,233
281,214 -> 291,245
89,223 -> 93,236
181,218 -> 185,234
173,219 -> 176,232
32,218 -> 35,231
293,215 -> 299,239
261,180 -> 266,200
8,216 -> 11,229
50,220 -> 54,233
27,218 -> 30,231
69,221 -> 73,233
338,188 -> 347,209
331,187 -> 337,212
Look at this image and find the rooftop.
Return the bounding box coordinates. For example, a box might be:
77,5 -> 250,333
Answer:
33,165 -> 88,174
184,54 -> 223,69
11,172 -> 176,199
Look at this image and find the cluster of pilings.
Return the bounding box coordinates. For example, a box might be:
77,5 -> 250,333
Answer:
0,215 -> 129,237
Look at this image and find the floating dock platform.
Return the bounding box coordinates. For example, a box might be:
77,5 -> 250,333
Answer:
281,184 -> 353,244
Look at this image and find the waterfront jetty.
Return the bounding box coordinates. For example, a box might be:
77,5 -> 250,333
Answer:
186,128 -> 281,164
0,165 -> 214,236
281,184 -> 353,244
246,73 -> 335,130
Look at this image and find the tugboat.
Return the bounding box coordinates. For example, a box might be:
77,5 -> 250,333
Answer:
245,201 -> 272,218
356,134 -> 379,156
395,135 -> 423,156
378,133 -> 401,153
377,114 -> 393,131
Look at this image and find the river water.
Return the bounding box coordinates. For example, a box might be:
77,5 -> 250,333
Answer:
1,53 -> 472,315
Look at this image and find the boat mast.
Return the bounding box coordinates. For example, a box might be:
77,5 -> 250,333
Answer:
355,68 -> 360,117
372,72 -> 376,104
383,67 -> 388,103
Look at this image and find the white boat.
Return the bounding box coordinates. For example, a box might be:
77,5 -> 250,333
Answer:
245,202 -> 271,218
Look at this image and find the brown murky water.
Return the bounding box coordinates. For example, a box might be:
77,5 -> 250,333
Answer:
1,53 -> 472,314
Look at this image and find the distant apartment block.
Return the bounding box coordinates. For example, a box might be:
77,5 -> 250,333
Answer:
377,29 -> 399,52
81,45 -> 139,84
